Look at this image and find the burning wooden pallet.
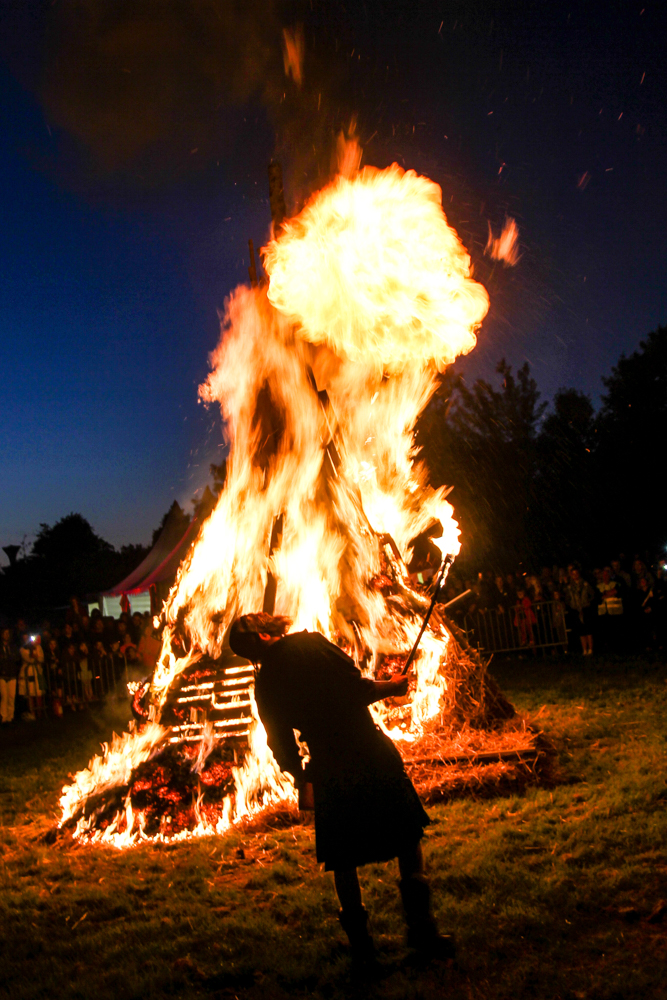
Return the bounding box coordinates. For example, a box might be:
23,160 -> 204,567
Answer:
160,655 -> 255,744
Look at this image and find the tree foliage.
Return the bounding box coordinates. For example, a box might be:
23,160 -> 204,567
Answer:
13,514 -> 149,610
151,502 -> 190,547
0,514 -> 152,617
3,330 -> 665,615
594,326 -> 667,553
533,388 -> 596,563
32,513 -> 112,565
419,327 -> 667,570
419,360 -> 546,568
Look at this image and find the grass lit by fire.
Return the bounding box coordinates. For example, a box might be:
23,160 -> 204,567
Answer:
2,655 -> 667,1000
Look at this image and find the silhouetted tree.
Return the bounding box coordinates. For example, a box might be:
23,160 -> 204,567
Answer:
419,360 -> 546,569
0,514 -> 150,616
533,389 -> 596,563
32,513 -> 112,565
192,485 -> 218,520
28,513 -> 111,604
594,325 -> 667,554
209,459 -> 228,494
151,502 -> 190,547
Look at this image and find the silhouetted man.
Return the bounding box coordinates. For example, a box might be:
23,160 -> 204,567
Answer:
229,612 -> 454,966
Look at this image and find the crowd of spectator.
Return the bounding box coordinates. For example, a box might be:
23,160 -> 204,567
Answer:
440,555 -> 667,655
1,554 -> 664,725
0,603 -> 162,725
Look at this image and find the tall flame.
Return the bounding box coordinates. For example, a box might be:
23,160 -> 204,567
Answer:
264,164 -> 488,372
60,161 -> 489,846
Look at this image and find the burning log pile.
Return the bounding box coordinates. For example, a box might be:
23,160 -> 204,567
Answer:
58,153 -> 550,848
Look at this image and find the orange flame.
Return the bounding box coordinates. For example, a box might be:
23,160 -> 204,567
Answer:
485,216 -> 520,266
61,159 -> 489,846
335,124 -> 363,178
282,26 -> 304,87
264,164 -> 488,372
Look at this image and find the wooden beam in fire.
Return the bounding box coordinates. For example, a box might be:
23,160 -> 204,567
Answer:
164,658 -> 255,744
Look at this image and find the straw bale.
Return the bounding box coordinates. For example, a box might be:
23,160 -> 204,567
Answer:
403,717 -> 555,804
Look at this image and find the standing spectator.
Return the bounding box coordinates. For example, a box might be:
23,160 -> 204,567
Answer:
59,623 -> 75,653
0,628 -> 19,724
540,566 -> 554,596
130,612 -> 144,644
66,596 -> 84,625
14,618 -> 27,647
505,573 -> 517,604
565,568 -> 596,655
45,638 -> 64,717
654,565 -> 667,649
597,567 -> 624,651
611,559 -> 631,589
513,587 -> 537,647
493,574 -> 511,613
632,558 -> 654,590
526,574 -> 543,603
19,636 -> 46,720
550,589 -> 568,645
91,640 -> 114,698
476,571 -> 497,612
137,624 -> 161,671
61,642 -> 81,710
117,621 -> 139,664
465,577 -> 483,617
637,578 -> 656,650
78,640 -> 93,702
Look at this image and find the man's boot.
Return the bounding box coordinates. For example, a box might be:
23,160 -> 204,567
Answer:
399,876 -> 456,960
338,905 -> 376,966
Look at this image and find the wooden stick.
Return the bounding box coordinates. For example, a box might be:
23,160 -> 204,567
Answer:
443,588 -> 471,608
401,555 -> 453,675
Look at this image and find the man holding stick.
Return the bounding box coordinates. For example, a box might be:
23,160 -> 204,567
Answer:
228,613 -> 455,966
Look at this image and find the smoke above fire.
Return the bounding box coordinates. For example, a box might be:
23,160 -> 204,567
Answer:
5,0 -> 356,198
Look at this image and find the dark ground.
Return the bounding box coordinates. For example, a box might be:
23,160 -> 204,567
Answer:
1,653 -> 667,1000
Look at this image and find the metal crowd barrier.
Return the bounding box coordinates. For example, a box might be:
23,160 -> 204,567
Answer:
37,651 -> 132,712
463,599 -> 568,654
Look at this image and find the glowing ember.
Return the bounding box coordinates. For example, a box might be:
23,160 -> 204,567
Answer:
485,216 -> 520,266
282,26 -> 304,87
59,156 -> 490,847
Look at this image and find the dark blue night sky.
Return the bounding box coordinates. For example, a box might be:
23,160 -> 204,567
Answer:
1,1 -> 665,562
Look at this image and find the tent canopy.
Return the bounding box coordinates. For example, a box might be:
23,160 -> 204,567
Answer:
101,489 -> 217,614
103,501 -> 191,596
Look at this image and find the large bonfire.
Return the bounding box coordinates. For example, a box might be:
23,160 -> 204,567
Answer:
60,158 -> 515,848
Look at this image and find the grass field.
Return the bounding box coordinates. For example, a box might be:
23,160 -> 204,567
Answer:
1,654 -> 667,1000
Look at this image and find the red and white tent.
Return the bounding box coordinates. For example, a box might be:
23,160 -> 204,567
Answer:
101,490 -> 216,617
